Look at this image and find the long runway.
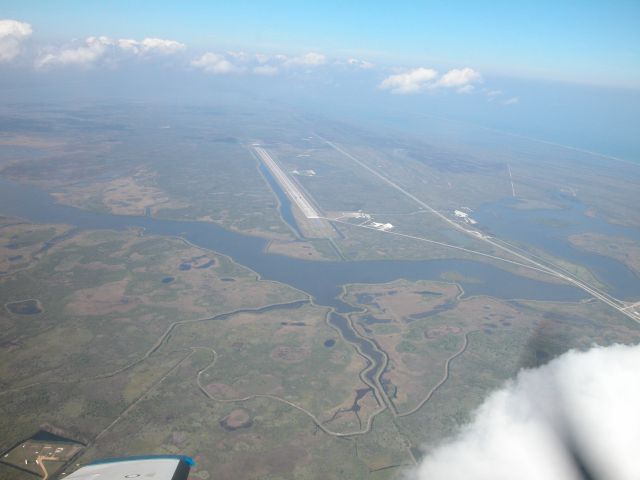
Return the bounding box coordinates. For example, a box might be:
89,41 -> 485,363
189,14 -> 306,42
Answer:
253,146 -> 320,219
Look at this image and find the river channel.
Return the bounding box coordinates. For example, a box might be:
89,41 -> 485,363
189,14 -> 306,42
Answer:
3,176 -> 624,391
0,176 -> 588,310
474,197 -> 640,299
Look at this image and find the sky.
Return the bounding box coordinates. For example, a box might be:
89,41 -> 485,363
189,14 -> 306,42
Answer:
1,0 -> 639,87
0,1 -> 639,160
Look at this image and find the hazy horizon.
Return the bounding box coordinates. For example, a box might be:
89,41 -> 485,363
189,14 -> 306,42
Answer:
2,1 -> 639,161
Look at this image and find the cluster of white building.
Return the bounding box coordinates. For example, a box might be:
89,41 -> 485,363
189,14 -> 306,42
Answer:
369,221 -> 394,231
454,209 -> 477,225
338,211 -> 394,231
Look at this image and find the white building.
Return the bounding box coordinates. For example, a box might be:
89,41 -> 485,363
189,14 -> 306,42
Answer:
371,222 -> 394,231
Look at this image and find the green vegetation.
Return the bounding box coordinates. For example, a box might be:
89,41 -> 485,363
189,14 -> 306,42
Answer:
341,279 -> 640,432
569,232 -> 640,275
2,104 -> 640,479
1,223 -> 416,479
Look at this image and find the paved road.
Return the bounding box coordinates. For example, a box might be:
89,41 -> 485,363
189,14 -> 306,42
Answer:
318,135 -> 639,323
253,146 -> 320,219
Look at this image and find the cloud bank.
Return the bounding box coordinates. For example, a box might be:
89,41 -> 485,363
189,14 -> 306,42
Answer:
191,51 -> 328,75
436,67 -> 482,88
379,67 -> 439,94
116,37 -> 185,56
191,52 -> 243,74
284,51 -> 326,66
405,343 -> 640,480
379,67 -> 482,94
1,18 -> 507,101
347,58 -> 375,69
0,19 -> 32,62
35,35 -> 185,69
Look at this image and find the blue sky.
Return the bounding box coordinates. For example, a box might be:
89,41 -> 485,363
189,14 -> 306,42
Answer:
1,1 -> 639,160
1,0 -> 639,88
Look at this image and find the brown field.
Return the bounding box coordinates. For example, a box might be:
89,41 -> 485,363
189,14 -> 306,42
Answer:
343,279 -> 461,321
220,408 -> 253,431
266,239 -> 334,260
343,280 -> 529,412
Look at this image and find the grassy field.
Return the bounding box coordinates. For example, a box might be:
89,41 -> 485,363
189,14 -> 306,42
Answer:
340,278 -> 640,458
2,103 -> 638,276
1,222 -> 639,479
0,104 -> 296,241
0,222 -> 303,456
569,232 -> 640,276
0,221 -> 417,479
0,218 -> 71,277
1,102 -> 640,479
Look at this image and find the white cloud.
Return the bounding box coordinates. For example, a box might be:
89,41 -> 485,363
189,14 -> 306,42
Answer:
191,50 -> 327,76
378,67 -> 439,94
36,36 -> 113,68
284,51 -> 326,66
253,64 -> 278,76
255,53 -> 271,64
191,52 -> 243,74
405,343 -> 640,480
436,67 -> 482,88
379,67 -> 482,95
226,50 -> 250,61
118,37 -> 185,55
35,35 -> 184,69
347,58 -> 375,69
0,19 -> 32,62
486,89 -> 520,104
